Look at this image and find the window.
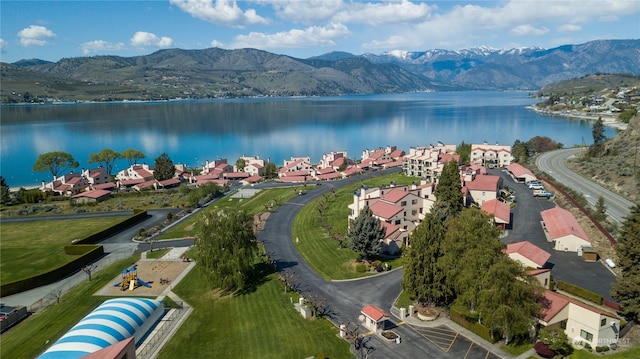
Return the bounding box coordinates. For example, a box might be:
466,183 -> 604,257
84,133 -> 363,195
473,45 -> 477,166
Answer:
412,210 -> 417,216
580,329 -> 593,342
560,320 -> 567,329
401,201 -> 407,206
395,220 -> 401,225
601,318 -> 607,327
412,199 -> 417,205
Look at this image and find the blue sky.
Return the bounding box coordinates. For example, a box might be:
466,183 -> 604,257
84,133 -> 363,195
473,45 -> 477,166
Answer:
1,0 -> 639,63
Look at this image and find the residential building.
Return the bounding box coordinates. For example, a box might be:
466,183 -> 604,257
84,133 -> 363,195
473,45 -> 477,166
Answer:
504,241 -> 551,269
279,156 -> 313,179
463,174 -> 503,206
81,167 -> 110,185
480,198 -> 511,229
318,151 -> 350,170
540,207 -> 591,252
237,156 -> 265,176
72,189 -> 113,204
540,290 -> 620,348
115,164 -> 154,182
361,146 -> 403,168
41,172 -> 89,196
506,163 -> 537,183
470,142 -> 513,167
402,143 -> 458,181
202,159 -> 232,177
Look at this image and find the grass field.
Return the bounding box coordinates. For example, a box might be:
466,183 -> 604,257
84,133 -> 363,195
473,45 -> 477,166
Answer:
156,187 -> 305,240
158,265 -> 351,359
0,254 -> 142,359
568,346 -> 640,358
0,216 -> 128,283
292,173 -> 415,280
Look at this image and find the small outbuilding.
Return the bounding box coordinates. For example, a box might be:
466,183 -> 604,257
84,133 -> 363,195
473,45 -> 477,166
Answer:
361,304 -> 389,333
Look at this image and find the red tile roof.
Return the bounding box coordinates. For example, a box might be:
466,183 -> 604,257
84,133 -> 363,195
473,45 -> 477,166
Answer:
243,175 -> 263,183
370,201 -> 403,219
389,149 -> 405,158
73,189 -> 112,199
507,163 -> 536,178
380,221 -> 400,239
317,167 -> 337,175
541,290 -> 617,323
92,182 -> 116,190
278,176 -> 307,183
481,198 -> 511,224
527,268 -> 551,276
81,337 -> 134,359
540,207 -> 590,242
224,172 -> 250,179
361,304 -> 389,322
504,241 -> 551,268
318,172 -> 342,180
466,174 -> 501,191
159,178 -> 181,186
342,166 -> 363,176
381,188 -> 411,203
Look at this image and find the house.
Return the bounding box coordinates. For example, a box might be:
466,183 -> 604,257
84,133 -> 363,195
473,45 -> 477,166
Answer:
527,268 -> 552,288
504,241 -> 551,269
115,164 -> 154,182
279,156 -> 313,178
463,174 -> 502,206
506,163 -> 537,183
540,290 -> 620,348
318,151 -> 350,170
237,156 -> 265,176
540,207 -> 591,252
470,142 -> 513,167
241,176 -> 263,186
72,189 -> 113,204
361,146 -> 399,168
481,198 -> 511,229
361,305 -> 389,333
41,172 -> 89,196
81,167 -> 110,185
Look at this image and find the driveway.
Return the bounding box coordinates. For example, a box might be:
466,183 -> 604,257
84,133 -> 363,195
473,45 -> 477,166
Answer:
491,168 -> 616,300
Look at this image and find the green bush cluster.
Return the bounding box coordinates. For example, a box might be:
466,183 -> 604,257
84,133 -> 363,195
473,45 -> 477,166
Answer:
354,263 -> 367,273
557,280 -> 603,304
449,305 -> 494,343
596,345 -> 610,352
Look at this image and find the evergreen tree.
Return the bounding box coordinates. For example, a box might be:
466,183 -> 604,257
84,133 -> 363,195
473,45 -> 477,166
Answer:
456,141 -> 472,165
594,195 -> 608,221
477,257 -> 543,344
88,148 -> 120,175
32,151 -> 79,178
538,327 -> 573,357
402,203 -> 452,306
0,176 -> 10,204
264,161 -> 277,179
153,152 -> 175,181
589,117 -> 606,157
347,206 -> 385,259
121,148 -> 145,166
512,139 -> 530,163
434,160 -> 463,216
612,204 -> 640,322
195,209 -> 259,293
236,158 -> 246,171
441,208 -> 503,311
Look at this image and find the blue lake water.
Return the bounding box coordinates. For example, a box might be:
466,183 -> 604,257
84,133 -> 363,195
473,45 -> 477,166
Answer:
0,91 -> 614,188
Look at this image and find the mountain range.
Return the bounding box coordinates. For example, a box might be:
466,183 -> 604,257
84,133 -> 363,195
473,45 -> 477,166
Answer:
1,39 -> 639,102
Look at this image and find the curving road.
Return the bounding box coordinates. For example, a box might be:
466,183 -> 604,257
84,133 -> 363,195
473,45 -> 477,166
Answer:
536,148 -> 634,224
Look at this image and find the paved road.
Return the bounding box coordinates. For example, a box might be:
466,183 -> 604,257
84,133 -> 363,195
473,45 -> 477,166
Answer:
536,148 -> 634,224
259,169 -> 505,358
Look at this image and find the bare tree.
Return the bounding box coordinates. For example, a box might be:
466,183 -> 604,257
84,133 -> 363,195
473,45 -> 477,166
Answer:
145,237 -> 156,252
329,229 -> 347,249
83,264 -> 98,281
279,270 -> 299,293
50,288 -> 63,304
343,322 -> 367,359
306,294 -> 328,318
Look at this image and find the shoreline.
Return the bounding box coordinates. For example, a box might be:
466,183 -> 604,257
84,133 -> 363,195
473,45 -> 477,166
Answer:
528,106 -> 628,131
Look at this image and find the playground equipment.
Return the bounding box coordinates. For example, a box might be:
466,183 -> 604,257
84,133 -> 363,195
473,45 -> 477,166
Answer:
113,265 -> 152,291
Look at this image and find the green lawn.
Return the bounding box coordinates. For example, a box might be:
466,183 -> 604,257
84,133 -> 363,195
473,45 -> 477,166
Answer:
146,248 -> 171,259
158,266 -> 351,359
292,173 -> 415,280
569,346 -> 640,358
156,187 -> 305,240
0,254 -> 142,359
0,216 -> 128,283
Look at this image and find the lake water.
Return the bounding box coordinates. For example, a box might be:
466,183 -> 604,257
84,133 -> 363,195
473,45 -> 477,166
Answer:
0,91 -> 614,188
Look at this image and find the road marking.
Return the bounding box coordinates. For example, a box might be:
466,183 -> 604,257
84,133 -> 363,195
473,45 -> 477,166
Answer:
463,341 -> 473,358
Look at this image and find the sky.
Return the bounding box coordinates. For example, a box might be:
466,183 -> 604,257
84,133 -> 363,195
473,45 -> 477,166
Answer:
1,0 -> 639,63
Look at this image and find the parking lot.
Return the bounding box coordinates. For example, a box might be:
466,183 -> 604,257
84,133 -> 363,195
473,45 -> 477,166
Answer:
409,324 -> 502,359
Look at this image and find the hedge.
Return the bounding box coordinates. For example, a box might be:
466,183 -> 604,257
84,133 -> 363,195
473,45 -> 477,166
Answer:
557,280 -> 603,305
75,209 -> 148,244
449,306 -> 494,343
64,244 -> 101,255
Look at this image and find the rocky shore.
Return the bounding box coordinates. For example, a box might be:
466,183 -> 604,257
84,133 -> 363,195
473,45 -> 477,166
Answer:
528,106 -> 627,131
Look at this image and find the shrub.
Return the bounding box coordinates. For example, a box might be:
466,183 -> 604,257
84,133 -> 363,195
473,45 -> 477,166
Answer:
557,280 -> 603,304
596,346 -> 610,352
355,263 -> 367,273
534,341 -> 555,358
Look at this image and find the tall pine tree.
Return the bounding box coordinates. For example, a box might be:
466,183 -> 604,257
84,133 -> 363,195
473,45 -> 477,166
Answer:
612,204 -> 640,322
434,160 -> 463,216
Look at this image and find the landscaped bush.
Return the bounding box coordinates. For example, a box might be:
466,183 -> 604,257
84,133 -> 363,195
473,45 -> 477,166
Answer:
557,280 -> 603,304
534,341 -> 555,358
596,345 -> 610,352
449,305 -> 493,343
354,263 -> 367,273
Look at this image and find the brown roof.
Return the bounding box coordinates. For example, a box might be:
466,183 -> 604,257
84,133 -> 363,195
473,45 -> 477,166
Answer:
481,198 -> 511,224
381,188 -> 411,203
370,201 -> 403,219
466,174 -> 501,191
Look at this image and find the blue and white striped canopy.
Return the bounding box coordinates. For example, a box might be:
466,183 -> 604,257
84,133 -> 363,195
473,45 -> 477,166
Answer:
38,297 -> 163,359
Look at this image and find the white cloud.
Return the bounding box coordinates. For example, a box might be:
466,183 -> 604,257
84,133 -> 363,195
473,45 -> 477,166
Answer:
17,25 -> 56,47
332,0 -> 434,26
558,24 -> 582,33
210,39 -> 225,48
170,0 -> 268,27
232,23 -> 349,50
510,24 -> 549,37
130,31 -> 174,48
0,38 -> 7,50
80,40 -> 126,55
266,0 -> 343,24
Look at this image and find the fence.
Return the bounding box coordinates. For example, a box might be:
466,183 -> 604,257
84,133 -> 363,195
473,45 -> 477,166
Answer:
136,303 -> 191,359
27,249 -> 134,313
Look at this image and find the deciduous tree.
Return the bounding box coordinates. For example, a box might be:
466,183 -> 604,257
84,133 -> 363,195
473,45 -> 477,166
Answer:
32,151 -> 79,178
264,161 -> 277,179
195,209 -> 259,293
612,203 -> 640,322
538,327 -> 573,357
512,139 -> 530,163
153,152 -> 175,181
347,206 -> 385,259
88,148 -> 120,175
0,176 -> 10,204
235,158 -> 246,171
456,141 -> 472,165
121,148 -> 145,166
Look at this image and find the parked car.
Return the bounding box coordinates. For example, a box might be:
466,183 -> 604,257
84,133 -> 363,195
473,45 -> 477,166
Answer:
529,184 -> 544,190
533,190 -> 553,198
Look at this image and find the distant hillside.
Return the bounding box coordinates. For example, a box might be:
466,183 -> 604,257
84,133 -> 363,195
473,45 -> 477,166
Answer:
2,39 -> 639,103
1,48 -> 433,103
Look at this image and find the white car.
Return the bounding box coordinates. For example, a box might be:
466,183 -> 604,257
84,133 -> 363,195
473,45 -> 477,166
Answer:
529,184 -> 544,190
